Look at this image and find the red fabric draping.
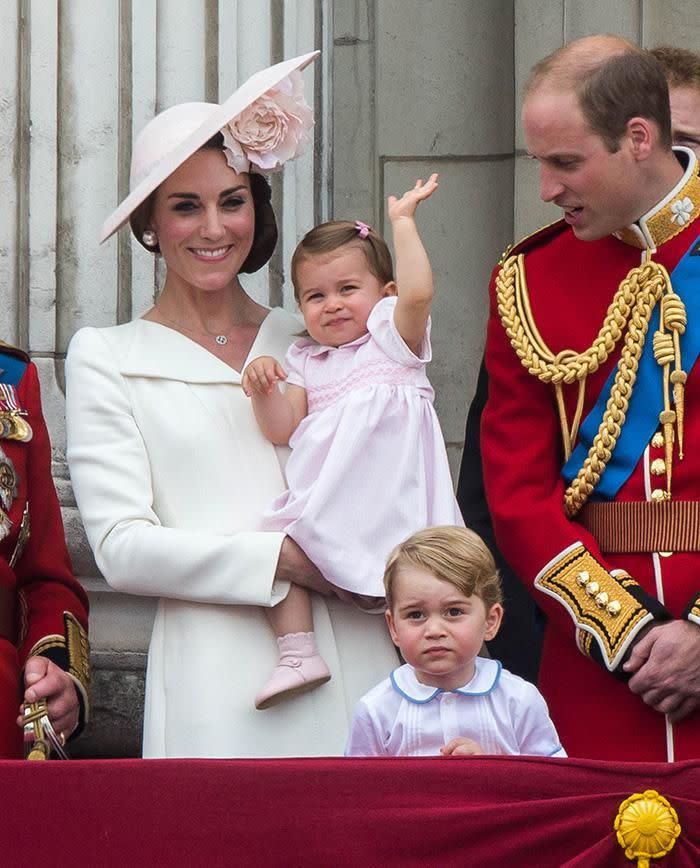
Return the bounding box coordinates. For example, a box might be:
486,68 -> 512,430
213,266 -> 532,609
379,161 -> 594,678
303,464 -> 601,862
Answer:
0,756 -> 697,867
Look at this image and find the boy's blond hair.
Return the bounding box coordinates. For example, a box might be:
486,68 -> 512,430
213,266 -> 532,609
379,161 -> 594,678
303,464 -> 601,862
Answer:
383,525 -> 502,610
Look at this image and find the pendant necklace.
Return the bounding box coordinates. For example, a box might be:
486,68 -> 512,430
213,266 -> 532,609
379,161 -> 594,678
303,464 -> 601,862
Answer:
154,306 -> 235,346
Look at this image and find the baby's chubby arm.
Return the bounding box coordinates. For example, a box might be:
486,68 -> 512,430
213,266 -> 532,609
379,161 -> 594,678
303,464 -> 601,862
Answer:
242,355 -> 308,445
388,173 -> 438,354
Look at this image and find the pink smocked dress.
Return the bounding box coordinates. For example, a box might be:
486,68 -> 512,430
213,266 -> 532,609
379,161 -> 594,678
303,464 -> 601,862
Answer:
262,296 -> 464,596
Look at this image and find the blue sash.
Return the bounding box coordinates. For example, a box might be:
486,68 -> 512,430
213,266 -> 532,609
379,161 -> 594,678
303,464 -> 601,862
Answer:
562,233 -> 700,499
0,351 -> 28,386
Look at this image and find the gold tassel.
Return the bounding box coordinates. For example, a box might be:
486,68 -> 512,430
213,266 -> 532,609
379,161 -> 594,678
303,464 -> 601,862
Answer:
659,409 -> 675,496
670,370 -> 686,459
661,290 -> 687,460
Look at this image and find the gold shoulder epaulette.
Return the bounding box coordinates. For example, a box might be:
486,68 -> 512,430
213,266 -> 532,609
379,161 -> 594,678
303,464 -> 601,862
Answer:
0,340 -> 29,362
498,218 -> 567,264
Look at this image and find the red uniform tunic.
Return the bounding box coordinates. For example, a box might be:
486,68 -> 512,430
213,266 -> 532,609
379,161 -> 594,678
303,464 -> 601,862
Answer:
482,155 -> 700,761
0,344 -> 89,757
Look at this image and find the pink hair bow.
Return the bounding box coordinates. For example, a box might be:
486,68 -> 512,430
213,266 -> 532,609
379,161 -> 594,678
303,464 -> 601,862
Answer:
354,220 -> 371,239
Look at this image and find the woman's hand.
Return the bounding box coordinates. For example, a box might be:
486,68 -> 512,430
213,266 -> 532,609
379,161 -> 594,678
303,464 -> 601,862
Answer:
275,537 -> 335,596
17,656 -> 80,742
242,355 -> 287,397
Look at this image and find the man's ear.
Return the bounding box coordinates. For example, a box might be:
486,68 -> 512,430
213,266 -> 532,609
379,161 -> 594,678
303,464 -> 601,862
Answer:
385,608 -> 400,647
625,116 -> 654,160
484,603 -> 504,642
382,281 -> 398,297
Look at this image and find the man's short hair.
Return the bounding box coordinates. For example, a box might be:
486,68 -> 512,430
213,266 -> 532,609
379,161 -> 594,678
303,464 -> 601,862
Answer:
527,36 -> 673,152
650,45 -> 700,91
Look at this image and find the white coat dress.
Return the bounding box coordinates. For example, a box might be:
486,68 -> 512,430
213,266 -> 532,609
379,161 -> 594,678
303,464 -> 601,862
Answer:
65,308 -> 397,757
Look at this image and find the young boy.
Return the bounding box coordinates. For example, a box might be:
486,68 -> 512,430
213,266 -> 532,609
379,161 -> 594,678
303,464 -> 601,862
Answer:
345,526 -> 566,757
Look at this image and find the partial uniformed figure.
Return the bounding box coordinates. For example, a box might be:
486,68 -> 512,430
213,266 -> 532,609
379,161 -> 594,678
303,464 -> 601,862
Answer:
459,44 -> 700,689
0,341 -> 89,757
482,37 -> 700,761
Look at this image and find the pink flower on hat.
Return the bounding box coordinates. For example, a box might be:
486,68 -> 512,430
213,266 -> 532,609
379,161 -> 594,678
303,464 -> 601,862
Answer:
222,70 -> 313,174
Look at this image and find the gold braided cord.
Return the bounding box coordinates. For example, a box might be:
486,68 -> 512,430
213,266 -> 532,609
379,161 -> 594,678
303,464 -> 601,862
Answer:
564,278 -> 665,515
499,253 -> 636,385
496,251 -> 671,516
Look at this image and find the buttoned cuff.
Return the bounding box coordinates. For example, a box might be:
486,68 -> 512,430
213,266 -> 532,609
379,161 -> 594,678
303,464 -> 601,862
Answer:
535,542 -> 671,677
29,612 -> 91,736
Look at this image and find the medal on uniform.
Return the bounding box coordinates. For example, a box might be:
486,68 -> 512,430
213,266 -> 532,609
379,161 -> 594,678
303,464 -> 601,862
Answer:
0,445 -> 17,541
0,445 -> 18,511
0,508 -> 10,541
0,383 -> 33,442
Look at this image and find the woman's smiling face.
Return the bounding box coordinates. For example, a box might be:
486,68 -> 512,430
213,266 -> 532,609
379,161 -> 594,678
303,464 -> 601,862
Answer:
148,147 -> 256,294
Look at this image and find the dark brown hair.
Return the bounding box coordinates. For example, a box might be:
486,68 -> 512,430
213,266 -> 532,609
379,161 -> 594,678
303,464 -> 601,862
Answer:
290,221 -> 395,302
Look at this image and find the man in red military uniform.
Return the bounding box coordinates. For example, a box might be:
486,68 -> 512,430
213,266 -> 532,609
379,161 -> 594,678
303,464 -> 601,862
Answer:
482,35 -> 700,761
0,341 -> 89,757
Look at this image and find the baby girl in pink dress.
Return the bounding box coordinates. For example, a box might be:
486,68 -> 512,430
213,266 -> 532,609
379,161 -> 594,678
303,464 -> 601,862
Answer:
242,175 -> 463,709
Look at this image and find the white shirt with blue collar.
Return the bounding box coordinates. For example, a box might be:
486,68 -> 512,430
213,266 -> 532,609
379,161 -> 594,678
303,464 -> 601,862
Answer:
345,657 -> 566,757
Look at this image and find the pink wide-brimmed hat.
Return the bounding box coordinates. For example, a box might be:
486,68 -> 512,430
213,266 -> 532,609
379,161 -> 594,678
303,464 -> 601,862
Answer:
100,50 -> 319,243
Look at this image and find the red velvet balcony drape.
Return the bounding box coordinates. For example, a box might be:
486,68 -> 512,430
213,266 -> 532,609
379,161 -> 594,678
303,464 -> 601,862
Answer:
1,756 -> 698,867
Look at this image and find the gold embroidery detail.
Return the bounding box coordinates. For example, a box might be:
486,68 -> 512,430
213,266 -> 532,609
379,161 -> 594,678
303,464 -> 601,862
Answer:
65,612 -> 90,690
29,635 -> 65,657
651,488 -> 668,502
651,432 -> 664,448
577,628 -> 593,657
536,545 -> 651,670
646,168 -> 700,245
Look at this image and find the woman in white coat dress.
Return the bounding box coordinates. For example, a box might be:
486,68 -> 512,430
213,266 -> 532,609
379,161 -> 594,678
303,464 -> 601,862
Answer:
65,54 -> 397,758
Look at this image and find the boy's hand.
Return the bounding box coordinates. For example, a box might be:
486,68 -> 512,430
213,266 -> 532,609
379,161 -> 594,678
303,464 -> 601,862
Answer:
242,355 -> 287,396
440,736 -> 483,756
387,173 -> 439,222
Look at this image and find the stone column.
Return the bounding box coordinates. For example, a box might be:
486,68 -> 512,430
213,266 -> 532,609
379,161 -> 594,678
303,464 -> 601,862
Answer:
331,0 -> 516,476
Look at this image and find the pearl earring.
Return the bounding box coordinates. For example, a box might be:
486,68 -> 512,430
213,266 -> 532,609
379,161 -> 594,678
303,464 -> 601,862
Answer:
142,229 -> 158,248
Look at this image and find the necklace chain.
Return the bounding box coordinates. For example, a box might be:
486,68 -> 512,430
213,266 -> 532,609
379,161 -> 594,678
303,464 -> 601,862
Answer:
154,305 -> 234,346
